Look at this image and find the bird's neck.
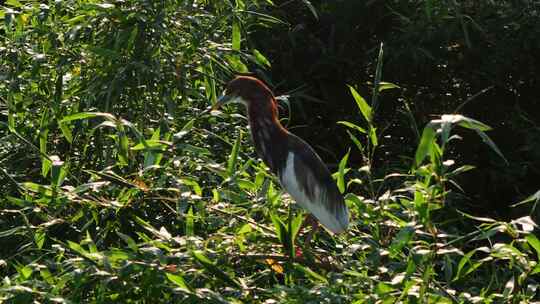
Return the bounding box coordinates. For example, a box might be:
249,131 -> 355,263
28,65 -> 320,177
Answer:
247,101 -> 288,173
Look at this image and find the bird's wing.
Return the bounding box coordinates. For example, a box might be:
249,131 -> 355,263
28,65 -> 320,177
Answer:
279,134 -> 349,234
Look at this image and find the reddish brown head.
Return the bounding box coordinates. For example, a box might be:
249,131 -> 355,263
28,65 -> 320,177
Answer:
214,76 -> 279,120
223,76 -> 274,104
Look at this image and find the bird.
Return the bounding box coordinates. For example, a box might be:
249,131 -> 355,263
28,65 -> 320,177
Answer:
212,76 -> 349,236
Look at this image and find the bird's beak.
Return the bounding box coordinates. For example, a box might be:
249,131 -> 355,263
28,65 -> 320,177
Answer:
199,94 -> 234,115
212,94 -> 234,110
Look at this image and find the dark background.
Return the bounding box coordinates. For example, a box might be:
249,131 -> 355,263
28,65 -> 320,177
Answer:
249,0 -> 540,219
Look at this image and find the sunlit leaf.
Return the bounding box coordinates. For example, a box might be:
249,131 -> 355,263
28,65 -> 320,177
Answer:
337,121 -> 367,134
378,82 -> 400,92
166,273 -> 190,290
227,131 -> 243,177
337,149 -> 350,193
61,112 -> 116,123
301,0 -> 319,20
252,49 -> 271,67
389,226 -> 414,258
525,234 -> 540,262
414,123 -> 436,167
348,85 -> 372,123
232,19 -> 241,51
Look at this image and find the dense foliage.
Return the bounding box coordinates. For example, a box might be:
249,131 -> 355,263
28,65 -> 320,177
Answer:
1,0 -> 539,303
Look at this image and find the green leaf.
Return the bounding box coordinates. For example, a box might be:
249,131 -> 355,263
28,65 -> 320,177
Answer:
39,109 -> 50,178
369,126 -> 378,147
301,0 -> 319,20
186,206 -> 194,237
337,121 -> 367,134
348,85 -> 372,123
132,139 -> 170,151
117,126 -> 130,166
371,42 -> 384,111
454,249 -> 483,281
389,226 -> 415,258
378,82 -> 400,92
294,264 -> 327,283
232,19 -> 241,51
59,122 -> 73,143
511,190 -> 540,208
290,212 -> 304,244
225,54 -> 248,73
192,250 -> 242,289
376,282 -> 395,295
116,232 -> 138,252
19,266 -> 33,280
227,131 -> 243,177
474,129 -> 508,165
61,112 -> 116,123
6,0 -> 22,7
21,182 -> 53,197
166,273 -> 190,290
270,212 -> 286,244
414,124 -> 436,167
252,49 -> 271,67
337,150 -> 350,193
525,234 -> 540,261
173,119 -> 196,140
34,230 -> 46,249
346,130 -> 364,153
445,114 -> 492,132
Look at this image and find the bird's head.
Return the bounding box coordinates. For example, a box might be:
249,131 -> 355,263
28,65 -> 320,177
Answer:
213,76 -> 275,110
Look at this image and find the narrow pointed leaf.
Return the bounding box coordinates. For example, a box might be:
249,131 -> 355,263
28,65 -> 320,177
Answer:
348,85 -> 372,123
337,121 -> 367,134
337,150 -> 350,193
475,129 -> 508,165
301,0 -> 319,20
414,124 -> 436,167
525,234 -> 540,261
60,112 -> 116,123
232,19 -> 241,51
192,250 -> 242,289
227,131 -> 242,177
166,273 -> 190,290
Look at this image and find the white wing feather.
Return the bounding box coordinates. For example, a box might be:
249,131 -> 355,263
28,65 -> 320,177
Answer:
279,152 -> 348,234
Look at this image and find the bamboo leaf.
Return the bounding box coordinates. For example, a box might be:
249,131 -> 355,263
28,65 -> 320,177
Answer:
59,122 -> 73,143
294,264 -> 328,283
475,129 -> 508,165
252,49 -> 271,67
60,112 -> 116,123
232,19 -> 241,51
192,250 -> 242,289
525,234 -> 540,261
166,273 -> 190,290
337,149 -> 350,193
389,226 -> 415,258
301,0 -> 319,20
227,131 -> 243,177
337,121 -> 367,134
378,82 -> 400,92
414,124 -> 436,167
348,85 -> 372,123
